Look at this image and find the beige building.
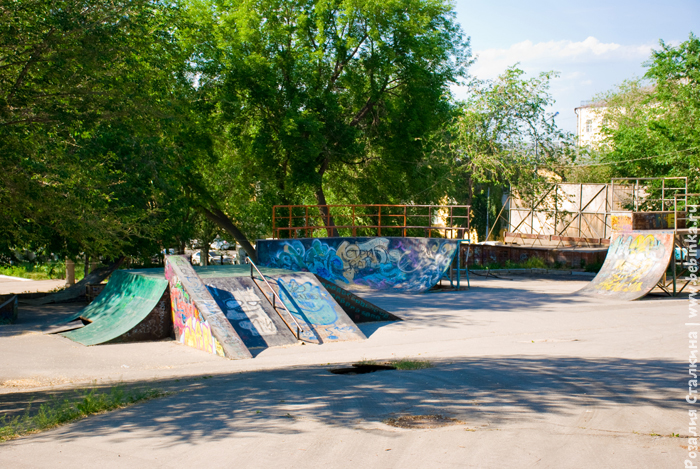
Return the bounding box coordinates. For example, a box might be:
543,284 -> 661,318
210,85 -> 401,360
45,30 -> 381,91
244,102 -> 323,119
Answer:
574,100 -> 607,147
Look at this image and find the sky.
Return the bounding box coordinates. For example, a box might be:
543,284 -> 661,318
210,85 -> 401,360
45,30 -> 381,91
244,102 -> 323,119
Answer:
451,0 -> 699,134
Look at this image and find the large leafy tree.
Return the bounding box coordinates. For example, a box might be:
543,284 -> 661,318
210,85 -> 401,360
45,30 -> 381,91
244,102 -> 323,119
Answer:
183,0 -> 471,238
596,33 -> 700,194
445,66 -> 574,238
0,0 -> 191,261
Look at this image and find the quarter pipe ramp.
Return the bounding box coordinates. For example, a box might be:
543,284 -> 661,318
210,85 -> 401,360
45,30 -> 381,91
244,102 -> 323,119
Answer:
61,269 -> 171,346
257,237 -> 458,293
579,230 -> 674,301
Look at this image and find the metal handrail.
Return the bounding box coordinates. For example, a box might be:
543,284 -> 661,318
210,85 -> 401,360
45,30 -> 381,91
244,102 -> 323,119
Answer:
272,204 -> 471,239
244,258 -> 306,341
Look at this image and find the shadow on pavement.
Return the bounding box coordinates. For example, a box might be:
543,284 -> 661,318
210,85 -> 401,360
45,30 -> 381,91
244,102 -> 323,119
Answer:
2,355 -> 683,445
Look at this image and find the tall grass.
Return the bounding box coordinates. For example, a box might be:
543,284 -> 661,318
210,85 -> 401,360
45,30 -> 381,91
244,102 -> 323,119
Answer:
0,386 -> 168,442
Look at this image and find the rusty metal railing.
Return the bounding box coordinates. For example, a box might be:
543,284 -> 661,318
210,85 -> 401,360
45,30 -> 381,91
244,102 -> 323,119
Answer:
271,204 -> 470,239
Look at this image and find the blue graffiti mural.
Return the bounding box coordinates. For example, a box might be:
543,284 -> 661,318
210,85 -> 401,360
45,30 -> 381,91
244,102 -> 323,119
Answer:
257,237 -> 458,293
277,278 -> 339,325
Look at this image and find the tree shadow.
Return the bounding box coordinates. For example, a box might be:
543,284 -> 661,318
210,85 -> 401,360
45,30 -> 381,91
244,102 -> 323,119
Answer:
6,355 -> 683,446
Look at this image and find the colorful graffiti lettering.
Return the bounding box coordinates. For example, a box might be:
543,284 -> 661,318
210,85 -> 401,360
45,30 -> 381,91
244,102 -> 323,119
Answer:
581,231 -> 674,300
169,275 -> 224,357
277,278 -> 339,325
257,237 -> 458,293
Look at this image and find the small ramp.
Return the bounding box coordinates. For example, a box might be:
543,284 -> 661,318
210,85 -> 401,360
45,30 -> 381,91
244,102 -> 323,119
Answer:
165,256 -> 252,359
195,265 -> 369,344
579,230 -> 674,301
273,272 -> 366,342
205,276 -> 304,348
60,269 -> 171,346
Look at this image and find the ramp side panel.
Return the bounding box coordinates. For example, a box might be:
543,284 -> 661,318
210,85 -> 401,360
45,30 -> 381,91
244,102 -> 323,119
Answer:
579,230 -> 674,301
257,237 -> 458,293
165,256 -> 252,360
204,277 -> 298,348
61,271 -> 168,346
275,273 -> 366,342
314,276 -> 401,323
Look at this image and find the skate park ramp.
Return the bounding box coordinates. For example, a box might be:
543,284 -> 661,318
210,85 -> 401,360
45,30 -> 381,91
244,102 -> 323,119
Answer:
256,237 -> 458,293
579,230 -> 674,301
60,269 -> 171,346
165,256 -> 252,359
196,265 -> 400,324
196,265 -> 368,345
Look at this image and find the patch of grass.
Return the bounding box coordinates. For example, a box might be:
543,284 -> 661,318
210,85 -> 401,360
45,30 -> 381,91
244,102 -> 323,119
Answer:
0,261 -> 86,281
354,358 -> 433,371
0,385 -> 168,442
390,359 -> 433,370
521,257 -> 547,269
585,262 -> 604,273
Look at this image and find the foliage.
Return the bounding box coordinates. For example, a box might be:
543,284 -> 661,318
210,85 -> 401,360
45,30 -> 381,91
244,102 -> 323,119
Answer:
595,33 -> 700,194
443,66 -> 575,238
183,0 -> 472,236
0,261 -> 85,281
0,0 -> 193,261
0,386 -> 168,442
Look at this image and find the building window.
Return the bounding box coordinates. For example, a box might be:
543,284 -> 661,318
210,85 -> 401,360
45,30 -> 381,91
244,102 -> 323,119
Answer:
585,119 -> 592,133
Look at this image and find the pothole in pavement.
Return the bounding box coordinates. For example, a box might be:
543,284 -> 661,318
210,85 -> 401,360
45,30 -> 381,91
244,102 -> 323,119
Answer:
329,363 -> 397,375
384,414 -> 463,429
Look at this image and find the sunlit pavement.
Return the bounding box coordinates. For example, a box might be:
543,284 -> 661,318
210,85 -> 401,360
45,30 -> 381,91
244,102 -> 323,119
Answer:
0,276 -> 690,468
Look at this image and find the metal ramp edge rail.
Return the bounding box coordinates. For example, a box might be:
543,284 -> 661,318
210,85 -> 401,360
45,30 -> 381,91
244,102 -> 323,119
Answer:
245,258 -> 316,343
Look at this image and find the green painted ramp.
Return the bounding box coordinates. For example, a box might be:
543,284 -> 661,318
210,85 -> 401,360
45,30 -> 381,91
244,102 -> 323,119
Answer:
61,269 -> 169,346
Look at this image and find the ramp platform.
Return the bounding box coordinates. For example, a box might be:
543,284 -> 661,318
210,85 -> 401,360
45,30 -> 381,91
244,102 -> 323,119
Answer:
165,256 -> 252,359
579,230 -> 674,301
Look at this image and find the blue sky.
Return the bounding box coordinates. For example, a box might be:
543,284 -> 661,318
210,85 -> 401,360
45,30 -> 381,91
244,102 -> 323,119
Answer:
451,0 -> 699,133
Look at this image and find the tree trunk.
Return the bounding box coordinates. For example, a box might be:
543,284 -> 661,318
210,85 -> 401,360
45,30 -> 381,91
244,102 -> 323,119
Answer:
31,256 -> 127,305
315,158 -> 338,237
200,206 -> 258,263
315,186 -> 338,237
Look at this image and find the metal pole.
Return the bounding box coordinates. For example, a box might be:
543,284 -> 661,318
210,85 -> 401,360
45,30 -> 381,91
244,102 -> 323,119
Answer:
485,187 -> 490,241
403,206 -> 407,237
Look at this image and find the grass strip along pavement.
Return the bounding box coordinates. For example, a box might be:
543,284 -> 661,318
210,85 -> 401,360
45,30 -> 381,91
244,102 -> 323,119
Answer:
0,385 -> 169,442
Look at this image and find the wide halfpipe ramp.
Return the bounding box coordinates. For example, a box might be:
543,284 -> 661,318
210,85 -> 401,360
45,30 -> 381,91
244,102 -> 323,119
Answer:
257,237 -> 458,293
579,230 -> 674,301
61,269 -> 171,346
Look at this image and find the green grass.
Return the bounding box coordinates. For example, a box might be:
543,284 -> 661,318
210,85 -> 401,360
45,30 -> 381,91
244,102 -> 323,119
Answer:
355,358 -> 434,371
0,385 -> 168,442
0,262 -> 86,282
389,359 -> 433,370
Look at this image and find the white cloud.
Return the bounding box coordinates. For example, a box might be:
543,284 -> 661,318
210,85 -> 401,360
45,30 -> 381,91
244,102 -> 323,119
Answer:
471,37 -> 653,79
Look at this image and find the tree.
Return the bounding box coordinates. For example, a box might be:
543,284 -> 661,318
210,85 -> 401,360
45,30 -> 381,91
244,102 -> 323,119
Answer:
445,66 -> 574,238
182,0 -> 471,238
596,33 -> 700,194
0,0 -> 192,262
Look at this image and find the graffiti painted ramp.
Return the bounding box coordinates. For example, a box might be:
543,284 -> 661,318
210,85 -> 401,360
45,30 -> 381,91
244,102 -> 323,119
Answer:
579,230 -> 674,301
166,256 -> 252,359
273,272 -> 367,343
194,264 -> 401,324
257,237 -> 459,293
205,276 -> 303,348
60,269 -> 171,346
